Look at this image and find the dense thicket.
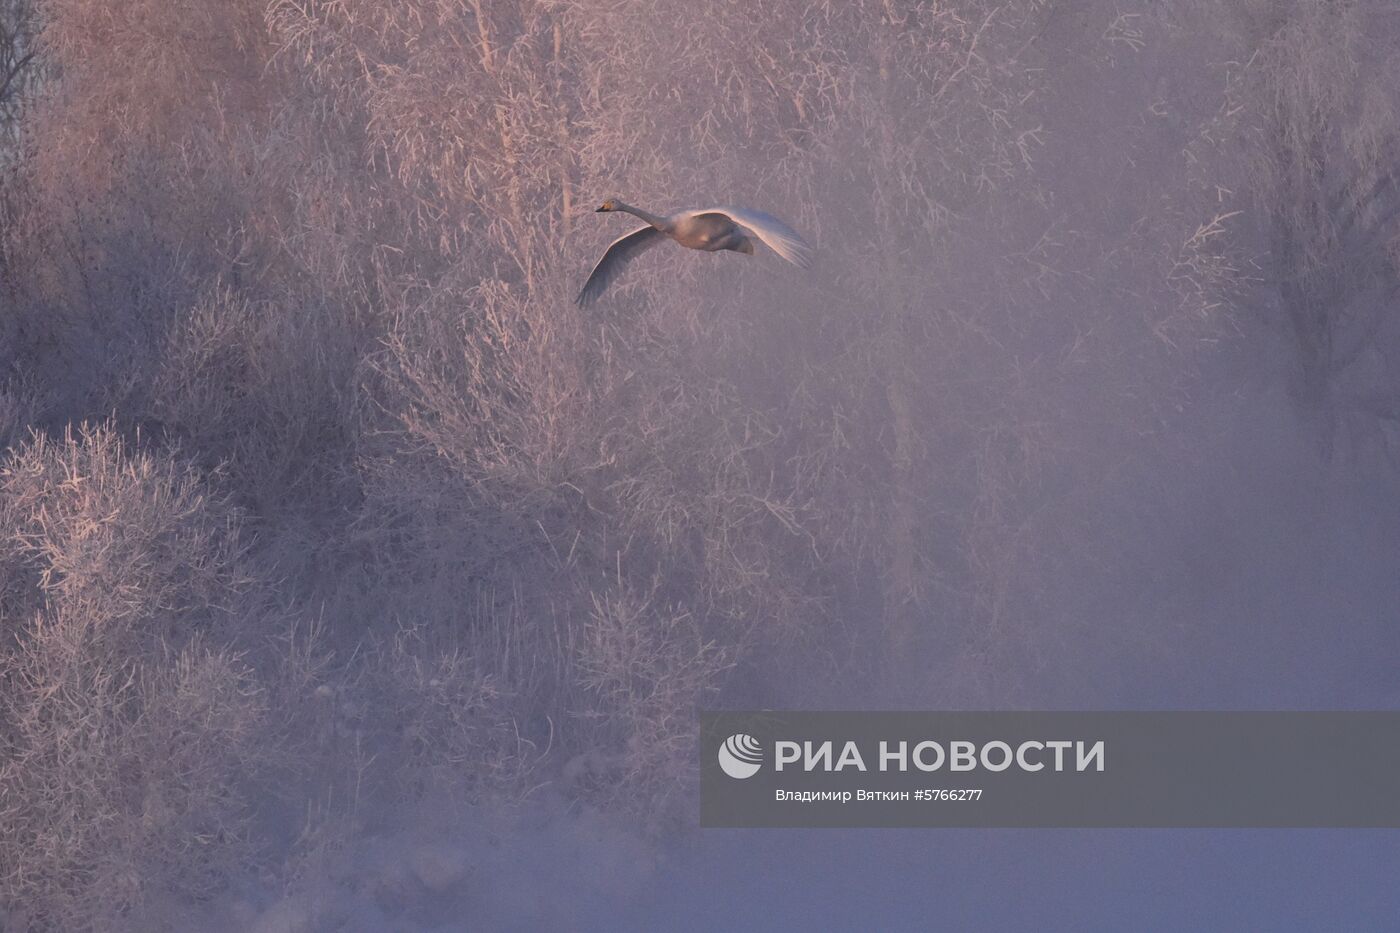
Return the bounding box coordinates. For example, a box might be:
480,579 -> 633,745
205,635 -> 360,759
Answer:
0,0 -> 1396,927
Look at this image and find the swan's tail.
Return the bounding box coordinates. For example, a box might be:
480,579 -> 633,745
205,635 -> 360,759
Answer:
701,207 -> 813,269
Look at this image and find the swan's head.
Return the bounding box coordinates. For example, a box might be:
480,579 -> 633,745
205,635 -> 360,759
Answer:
595,198 -> 619,213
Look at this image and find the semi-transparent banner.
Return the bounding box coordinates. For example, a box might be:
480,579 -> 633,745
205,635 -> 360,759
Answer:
700,711 -> 1400,828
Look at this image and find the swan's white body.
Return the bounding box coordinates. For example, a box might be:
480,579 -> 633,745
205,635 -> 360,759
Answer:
577,200 -> 812,305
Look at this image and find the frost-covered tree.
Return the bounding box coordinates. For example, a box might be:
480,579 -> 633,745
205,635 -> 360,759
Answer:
1212,0 -> 1400,452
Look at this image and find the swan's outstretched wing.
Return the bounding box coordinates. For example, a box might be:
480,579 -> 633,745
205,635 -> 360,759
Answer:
577,226 -> 664,306
694,207 -> 812,268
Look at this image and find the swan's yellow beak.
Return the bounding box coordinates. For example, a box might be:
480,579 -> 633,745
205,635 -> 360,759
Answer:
595,206 -> 607,212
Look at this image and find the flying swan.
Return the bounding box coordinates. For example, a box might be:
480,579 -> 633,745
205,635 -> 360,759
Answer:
577,199 -> 812,305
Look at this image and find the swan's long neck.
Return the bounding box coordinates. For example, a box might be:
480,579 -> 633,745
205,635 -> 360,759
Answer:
616,201 -> 667,230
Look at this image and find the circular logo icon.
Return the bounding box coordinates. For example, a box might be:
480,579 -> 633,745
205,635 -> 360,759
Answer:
718,733 -> 763,779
